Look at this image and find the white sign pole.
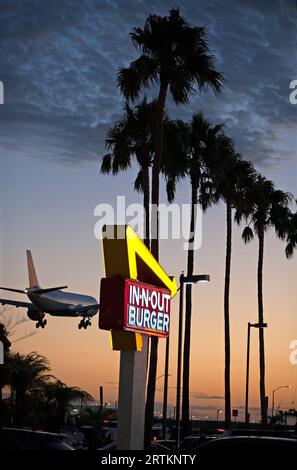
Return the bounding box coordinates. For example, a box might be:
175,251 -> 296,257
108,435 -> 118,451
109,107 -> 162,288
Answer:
117,336 -> 148,450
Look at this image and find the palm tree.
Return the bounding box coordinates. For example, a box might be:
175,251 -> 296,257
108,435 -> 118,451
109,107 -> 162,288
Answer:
204,136 -> 257,427
237,177 -> 292,424
118,8 -> 223,258
100,99 -> 155,248
118,9 -> 223,444
164,114 -> 223,435
43,379 -> 92,431
7,351 -> 52,425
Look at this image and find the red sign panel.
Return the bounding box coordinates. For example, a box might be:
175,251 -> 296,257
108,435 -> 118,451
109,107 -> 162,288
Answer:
99,276 -> 171,338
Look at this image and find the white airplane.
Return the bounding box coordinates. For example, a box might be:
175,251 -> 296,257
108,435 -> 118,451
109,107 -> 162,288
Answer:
0,251 -> 99,329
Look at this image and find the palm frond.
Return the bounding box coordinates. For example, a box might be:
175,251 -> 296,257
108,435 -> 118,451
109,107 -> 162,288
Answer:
134,169 -> 144,193
285,242 -> 295,259
242,226 -> 254,244
100,154 -> 112,174
118,56 -> 158,101
166,178 -> 177,203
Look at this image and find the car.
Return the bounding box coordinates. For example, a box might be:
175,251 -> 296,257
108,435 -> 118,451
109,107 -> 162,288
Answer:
192,435 -> 297,459
223,428 -> 297,439
0,427 -> 75,450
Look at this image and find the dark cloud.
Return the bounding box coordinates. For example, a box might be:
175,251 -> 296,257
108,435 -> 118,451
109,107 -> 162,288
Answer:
0,0 -> 296,168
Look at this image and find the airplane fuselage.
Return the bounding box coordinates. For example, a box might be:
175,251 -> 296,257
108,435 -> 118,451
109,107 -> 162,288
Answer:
27,289 -> 99,317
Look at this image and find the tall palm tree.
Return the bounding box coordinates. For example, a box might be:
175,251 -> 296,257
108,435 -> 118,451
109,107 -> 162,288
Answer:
7,351 -> 52,425
164,114 -> 223,435
118,9 -> 223,444
204,136 -> 257,427
118,8 -> 223,258
101,99 -> 155,249
237,177 -> 292,424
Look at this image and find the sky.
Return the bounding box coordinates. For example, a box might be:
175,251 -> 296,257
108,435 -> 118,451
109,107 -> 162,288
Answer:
0,0 -> 297,421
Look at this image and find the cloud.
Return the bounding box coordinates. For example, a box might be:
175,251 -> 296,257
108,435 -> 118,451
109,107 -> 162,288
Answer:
1,0 -> 296,168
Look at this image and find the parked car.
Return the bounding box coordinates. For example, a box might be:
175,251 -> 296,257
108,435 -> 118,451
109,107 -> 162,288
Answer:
192,435 -> 297,457
223,428 -> 297,439
0,427 -> 75,450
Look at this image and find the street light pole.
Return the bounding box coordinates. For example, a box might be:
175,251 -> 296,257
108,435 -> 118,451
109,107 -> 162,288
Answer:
155,372 -> 172,441
162,337 -> 170,440
175,273 -> 184,450
175,273 -> 210,449
272,385 -> 290,418
245,323 -> 251,424
245,322 -> 267,425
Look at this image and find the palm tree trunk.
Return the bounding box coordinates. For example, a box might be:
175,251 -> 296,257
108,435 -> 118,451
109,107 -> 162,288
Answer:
142,164 -> 150,250
144,80 -> 168,449
150,80 -> 168,260
181,181 -> 198,437
224,201 -> 232,428
257,226 -> 267,424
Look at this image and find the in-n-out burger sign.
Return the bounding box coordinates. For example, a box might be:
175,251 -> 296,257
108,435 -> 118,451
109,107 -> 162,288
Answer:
99,275 -> 171,338
126,279 -> 171,335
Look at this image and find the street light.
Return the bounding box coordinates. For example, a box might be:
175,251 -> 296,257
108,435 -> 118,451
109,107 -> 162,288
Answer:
272,385 -> 291,418
245,322 -> 267,424
175,272 -> 210,449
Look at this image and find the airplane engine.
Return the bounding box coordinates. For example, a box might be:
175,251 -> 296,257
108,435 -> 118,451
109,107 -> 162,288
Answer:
27,308 -> 43,321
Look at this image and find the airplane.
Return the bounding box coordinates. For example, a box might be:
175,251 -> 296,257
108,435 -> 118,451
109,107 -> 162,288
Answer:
0,250 -> 100,329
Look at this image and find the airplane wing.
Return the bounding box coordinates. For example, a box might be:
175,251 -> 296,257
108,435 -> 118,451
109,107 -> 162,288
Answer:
0,298 -> 33,309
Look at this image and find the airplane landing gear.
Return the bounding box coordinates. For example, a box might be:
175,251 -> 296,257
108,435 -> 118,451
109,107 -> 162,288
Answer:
78,318 -> 91,330
36,319 -> 47,329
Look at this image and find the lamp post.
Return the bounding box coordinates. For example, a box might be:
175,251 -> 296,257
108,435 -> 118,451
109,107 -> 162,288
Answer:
175,273 -> 210,449
272,385 -> 290,418
245,322 -> 267,424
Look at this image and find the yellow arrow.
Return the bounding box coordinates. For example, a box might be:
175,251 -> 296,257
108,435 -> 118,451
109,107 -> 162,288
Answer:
102,225 -> 177,297
101,225 -> 177,351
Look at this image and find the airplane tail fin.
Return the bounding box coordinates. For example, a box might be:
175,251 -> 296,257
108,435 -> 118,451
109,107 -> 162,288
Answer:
26,250 -> 40,288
